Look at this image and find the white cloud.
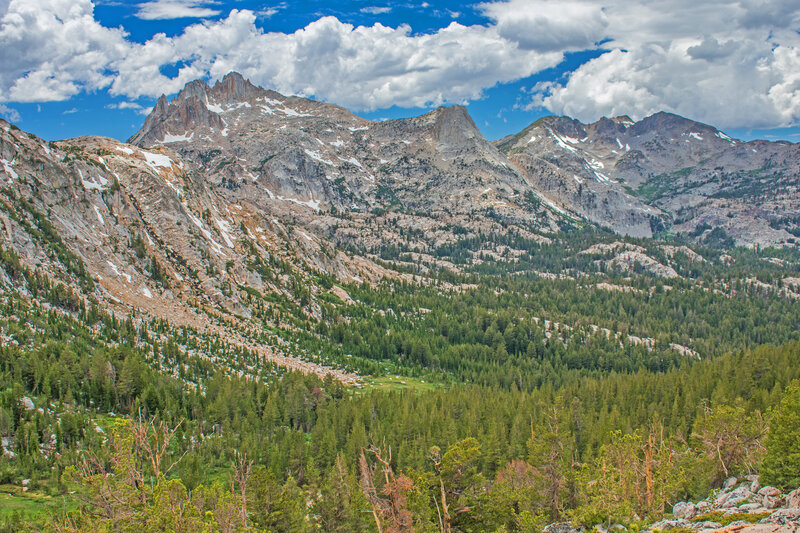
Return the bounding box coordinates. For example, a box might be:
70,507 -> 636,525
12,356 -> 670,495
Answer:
0,0 -> 129,102
3,0 -> 800,129
498,0 -> 800,129
0,103 -> 20,122
480,0 -> 608,52
360,6 -> 391,15
63,107 -> 78,114
135,1 -> 220,20
106,101 -> 152,115
109,11 -> 563,110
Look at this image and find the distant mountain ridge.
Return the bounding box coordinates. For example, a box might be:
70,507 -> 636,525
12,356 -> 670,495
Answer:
1,71 -> 800,377
132,72 -> 800,248
495,111 -> 800,246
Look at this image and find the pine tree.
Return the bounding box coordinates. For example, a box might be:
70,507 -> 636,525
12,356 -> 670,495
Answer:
761,380 -> 800,490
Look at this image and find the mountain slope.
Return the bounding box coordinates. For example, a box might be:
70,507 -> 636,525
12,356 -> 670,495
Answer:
497,112 -> 800,247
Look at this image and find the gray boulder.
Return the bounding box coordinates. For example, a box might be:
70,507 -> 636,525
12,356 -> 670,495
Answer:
672,501 -> 697,519
695,521 -> 723,530
738,503 -> 764,512
717,485 -> 754,508
758,486 -> 782,498
723,476 -> 739,490
762,495 -> 785,509
760,508 -> 800,525
647,518 -> 693,531
543,523 -> 582,533
787,488 -> 800,509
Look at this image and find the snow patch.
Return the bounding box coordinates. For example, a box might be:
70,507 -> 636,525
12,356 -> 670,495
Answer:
278,106 -> 312,117
1,158 -> 18,181
215,218 -> 235,248
141,285 -> 153,299
549,129 -> 578,153
573,175 -> 583,184
304,149 -> 335,166
688,132 -> 703,140
616,138 -> 623,149
141,150 -> 173,170
187,212 -> 225,255
338,156 -> 362,168
79,169 -> 109,191
348,126 -> 368,132
278,196 -> 321,212
93,205 -> 104,225
161,132 -> 194,143
115,145 -> 135,155
205,96 -> 223,113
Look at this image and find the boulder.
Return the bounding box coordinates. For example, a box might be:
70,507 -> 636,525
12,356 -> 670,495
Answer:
673,501 -> 697,519
717,485 -> 754,508
723,477 -> 739,490
760,508 -> 800,525
757,487 -> 782,498
696,500 -> 711,511
647,518 -> 693,531
738,503 -> 763,512
543,523 -> 582,533
762,495 -> 785,509
787,488 -> 800,509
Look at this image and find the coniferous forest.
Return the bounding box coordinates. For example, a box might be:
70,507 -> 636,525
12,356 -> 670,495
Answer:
2,233 -> 800,533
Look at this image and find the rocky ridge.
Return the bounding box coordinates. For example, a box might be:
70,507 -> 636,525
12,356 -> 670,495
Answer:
496,114 -> 800,247
655,476 -> 800,533
2,72 -> 800,379
543,476 -> 800,533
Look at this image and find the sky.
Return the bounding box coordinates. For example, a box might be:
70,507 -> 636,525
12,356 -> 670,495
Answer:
2,0 -> 800,143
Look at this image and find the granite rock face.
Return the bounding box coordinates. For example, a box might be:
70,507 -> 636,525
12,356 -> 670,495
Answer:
496,113 -> 800,247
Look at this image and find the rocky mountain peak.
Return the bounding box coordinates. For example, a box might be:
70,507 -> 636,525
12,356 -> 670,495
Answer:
429,105 -> 481,144
209,71 -> 263,104
629,111 -> 715,137
176,79 -> 210,102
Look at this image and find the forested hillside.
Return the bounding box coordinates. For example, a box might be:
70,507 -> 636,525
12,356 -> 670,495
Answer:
2,75 -> 800,533
2,233 -> 800,531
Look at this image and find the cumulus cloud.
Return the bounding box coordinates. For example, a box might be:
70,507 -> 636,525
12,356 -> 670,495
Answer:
0,103 -> 20,122
480,0 -> 608,52
109,11 -> 563,110
0,0 -> 129,102
135,1 -> 220,20
512,0 -> 800,128
3,0 -> 800,129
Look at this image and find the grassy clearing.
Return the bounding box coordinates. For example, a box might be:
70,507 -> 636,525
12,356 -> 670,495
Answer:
0,485 -> 75,524
361,375 -> 444,392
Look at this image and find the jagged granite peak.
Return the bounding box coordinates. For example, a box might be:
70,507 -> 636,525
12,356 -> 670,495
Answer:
498,111 -> 800,247
126,73 -> 563,236
210,71 -> 263,103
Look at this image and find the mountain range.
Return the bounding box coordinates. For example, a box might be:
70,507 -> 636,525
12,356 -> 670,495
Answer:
1,71 -> 798,376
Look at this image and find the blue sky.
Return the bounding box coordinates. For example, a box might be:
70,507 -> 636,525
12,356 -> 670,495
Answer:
2,0 -> 800,143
